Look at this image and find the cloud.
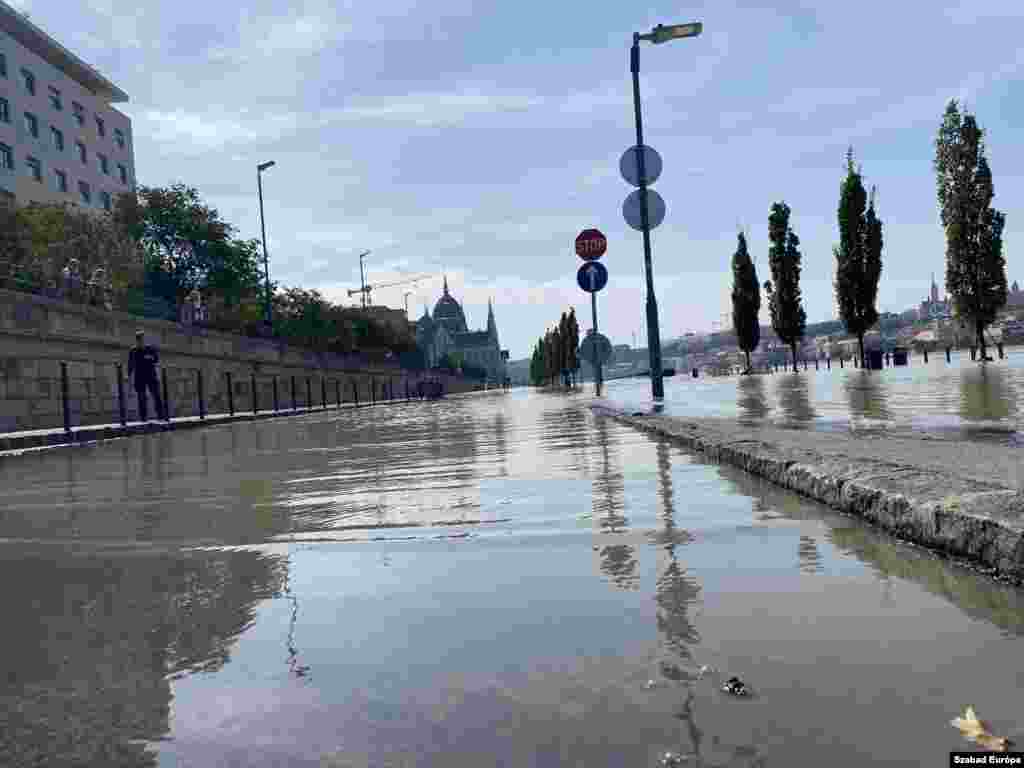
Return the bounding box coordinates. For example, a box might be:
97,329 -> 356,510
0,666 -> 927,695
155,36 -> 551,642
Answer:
324,86 -> 544,128
136,109 -> 301,154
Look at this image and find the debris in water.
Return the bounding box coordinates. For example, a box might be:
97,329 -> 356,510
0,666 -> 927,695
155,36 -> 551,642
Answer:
721,676 -> 751,697
659,751 -> 686,767
950,706 -> 1011,751
697,664 -> 712,679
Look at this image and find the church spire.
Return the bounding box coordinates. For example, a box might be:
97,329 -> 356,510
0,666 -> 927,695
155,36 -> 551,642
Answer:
443,274 -> 449,296
487,297 -> 498,341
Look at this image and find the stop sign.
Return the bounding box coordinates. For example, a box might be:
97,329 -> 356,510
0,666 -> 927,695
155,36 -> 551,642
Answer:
575,228 -> 607,261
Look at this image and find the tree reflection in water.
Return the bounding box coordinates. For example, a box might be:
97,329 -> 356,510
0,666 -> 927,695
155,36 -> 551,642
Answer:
590,416 -> 637,590
959,364 -> 1017,424
0,547 -> 286,767
775,373 -> 817,425
736,374 -> 770,426
843,370 -> 892,423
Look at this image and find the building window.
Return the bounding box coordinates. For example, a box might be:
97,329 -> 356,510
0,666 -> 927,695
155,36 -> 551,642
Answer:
0,97 -> 8,124
98,153 -> 109,175
50,126 -> 64,152
72,101 -> 84,126
118,163 -> 128,184
0,143 -> 12,171
100,190 -> 111,211
78,180 -> 91,205
24,112 -> 38,138
76,141 -> 87,165
54,168 -> 67,193
0,52 -> 6,78
20,68 -> 34,95
48,85 -> 62,111
95,116 -> 105,137
114,128 -> 125,149
25,156 -> 41,182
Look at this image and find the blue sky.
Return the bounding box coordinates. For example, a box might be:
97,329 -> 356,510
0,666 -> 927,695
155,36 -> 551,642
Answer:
14,0 -> 1024,358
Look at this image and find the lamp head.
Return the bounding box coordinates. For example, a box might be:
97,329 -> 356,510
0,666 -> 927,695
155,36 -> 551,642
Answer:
257,161 -> 276,172
642,22 -> 703,44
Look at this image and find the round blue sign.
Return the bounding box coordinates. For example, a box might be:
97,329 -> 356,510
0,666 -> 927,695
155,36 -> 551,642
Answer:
577,261 -> 608,293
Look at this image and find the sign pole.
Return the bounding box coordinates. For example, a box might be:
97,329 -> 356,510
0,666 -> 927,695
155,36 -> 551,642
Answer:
591,290 -> 603,397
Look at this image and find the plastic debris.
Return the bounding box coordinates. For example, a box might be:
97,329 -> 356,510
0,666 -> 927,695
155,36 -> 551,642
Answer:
697,664 -> 713,679
721,676 -> 751,697
659,751 -> 686,767
951,706 -> 1011,751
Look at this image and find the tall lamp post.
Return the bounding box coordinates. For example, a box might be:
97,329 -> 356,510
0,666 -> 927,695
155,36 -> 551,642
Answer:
257,160 -> 276,327
631,21 -> 702,399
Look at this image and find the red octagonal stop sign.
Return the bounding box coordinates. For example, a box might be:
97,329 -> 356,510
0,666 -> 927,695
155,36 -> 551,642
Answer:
575,228 -> 607,261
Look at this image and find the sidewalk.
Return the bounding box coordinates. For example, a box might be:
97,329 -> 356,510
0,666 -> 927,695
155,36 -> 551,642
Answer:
595,403 -> 1024,583
0,398 -> 404,455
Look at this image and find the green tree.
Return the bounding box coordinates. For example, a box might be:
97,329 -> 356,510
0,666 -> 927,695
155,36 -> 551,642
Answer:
529,338 -> 546,386
567,308 -> 580,385
730,231 -> 761,372
935,100 -> 1008,361
765,201 -> 807,372
834,148 -> 884,367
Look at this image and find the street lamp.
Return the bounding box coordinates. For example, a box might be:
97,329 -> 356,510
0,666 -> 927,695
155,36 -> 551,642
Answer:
257,160 -> 276,327
631,21 -> 702,400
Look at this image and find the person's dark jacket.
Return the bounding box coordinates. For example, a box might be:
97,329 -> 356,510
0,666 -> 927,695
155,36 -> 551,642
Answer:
128,345 -> 160,386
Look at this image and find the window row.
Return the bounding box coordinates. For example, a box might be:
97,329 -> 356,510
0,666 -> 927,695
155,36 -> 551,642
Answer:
0,52 -> 127,148
0,98 -> 130,183
0,143 -> 114,209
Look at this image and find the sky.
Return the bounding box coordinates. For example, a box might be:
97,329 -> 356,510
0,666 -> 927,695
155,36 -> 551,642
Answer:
11,0 -> 1024,359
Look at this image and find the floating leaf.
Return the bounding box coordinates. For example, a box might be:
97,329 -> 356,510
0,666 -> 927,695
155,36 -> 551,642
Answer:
950,706 -> 1011,751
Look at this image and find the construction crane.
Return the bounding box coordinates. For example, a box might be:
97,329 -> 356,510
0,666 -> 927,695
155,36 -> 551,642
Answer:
347,273 -> 433,307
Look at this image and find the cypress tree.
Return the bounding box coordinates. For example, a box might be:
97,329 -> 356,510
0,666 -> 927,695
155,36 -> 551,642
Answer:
730,231 -> 761,372
567,308 -> 580,386
834,148 -> 883,367
765,202 -> 807,372
935,100 -> 1007,361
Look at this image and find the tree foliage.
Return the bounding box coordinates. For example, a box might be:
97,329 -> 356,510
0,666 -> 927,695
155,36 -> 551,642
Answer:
935,100 -> 1007,360
730,231 -> 760,371
834,148 -> 884,365
528,309 -> 581,387
765,201 -> 807,372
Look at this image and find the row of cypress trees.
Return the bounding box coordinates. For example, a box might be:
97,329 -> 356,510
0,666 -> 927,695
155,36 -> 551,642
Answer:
529,308 -> 581,386
731,99 -> 1007,372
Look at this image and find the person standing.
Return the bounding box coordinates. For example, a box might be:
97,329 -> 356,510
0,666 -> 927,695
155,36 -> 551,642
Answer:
128,330 -> 165,421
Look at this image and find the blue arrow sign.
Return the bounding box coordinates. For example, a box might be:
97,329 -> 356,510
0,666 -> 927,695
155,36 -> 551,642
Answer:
577,261 -> 608,293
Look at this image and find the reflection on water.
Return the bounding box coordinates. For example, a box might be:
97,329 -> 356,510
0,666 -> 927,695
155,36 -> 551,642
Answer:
844,370 -> 892,423
0,547 -> 285,767
606,351 -> 1024,438
5,390 -> 1024,766
736,374 -> 770,425
960,364 -> 1018,423
775,373 -> 817,424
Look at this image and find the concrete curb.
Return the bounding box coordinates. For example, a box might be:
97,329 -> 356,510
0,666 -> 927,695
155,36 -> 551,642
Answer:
593,403 -> 1024,584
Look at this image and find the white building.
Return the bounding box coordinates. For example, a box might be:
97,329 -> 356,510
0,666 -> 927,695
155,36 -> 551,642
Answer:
0,1 -> 135,211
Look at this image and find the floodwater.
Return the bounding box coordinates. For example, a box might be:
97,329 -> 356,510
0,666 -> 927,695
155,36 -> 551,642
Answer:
2,389 -> 1024,766
605,349 -> 1024,439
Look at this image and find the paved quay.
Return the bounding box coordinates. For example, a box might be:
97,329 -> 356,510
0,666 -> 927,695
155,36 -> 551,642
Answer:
594,402 -> 1024,583
0,398 -> 403,455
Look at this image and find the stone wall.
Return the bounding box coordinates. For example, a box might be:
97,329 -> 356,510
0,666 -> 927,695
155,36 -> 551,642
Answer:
0,289 -> 473,432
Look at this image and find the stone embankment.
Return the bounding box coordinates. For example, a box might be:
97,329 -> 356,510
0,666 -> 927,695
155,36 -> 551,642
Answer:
594,404 -> 1024,583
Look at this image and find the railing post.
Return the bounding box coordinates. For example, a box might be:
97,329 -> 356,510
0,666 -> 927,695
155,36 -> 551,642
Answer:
197,368 -> 206,420
291,375 -> 297,411
116,363 -> 127,426
352,379 -> 359,407
273,375 -> 279,412
60,361 -> 71,434
335,379 -> 341,408
251,372 -> 259,415
371,377 -> 376,405
161,368 -> 171,422
226,371 -> 235,416
306,377 -> 312,410
321,377 -> 327,410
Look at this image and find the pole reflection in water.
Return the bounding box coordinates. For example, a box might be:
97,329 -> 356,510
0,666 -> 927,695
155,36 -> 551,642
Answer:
798,534 -> 823,575
590,416 -> 637,590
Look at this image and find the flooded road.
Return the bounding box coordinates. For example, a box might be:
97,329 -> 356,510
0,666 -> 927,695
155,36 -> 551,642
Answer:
604,350 -> 1024,440
2,389 -> 1024,766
